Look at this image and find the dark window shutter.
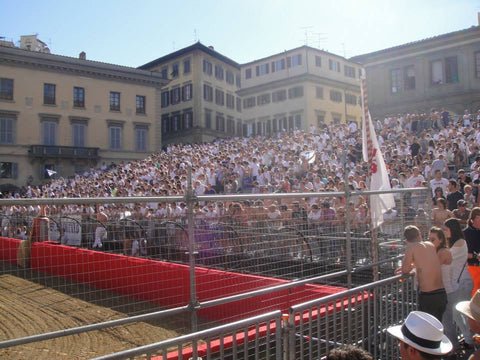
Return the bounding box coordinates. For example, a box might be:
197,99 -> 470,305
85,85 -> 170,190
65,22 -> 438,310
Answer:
298,54 -> 302,65
256,66 -> 260,76
182,86 -> 186,101
12,163 -> 18,179
287,57 -> 291,68
271,62 -> 275,73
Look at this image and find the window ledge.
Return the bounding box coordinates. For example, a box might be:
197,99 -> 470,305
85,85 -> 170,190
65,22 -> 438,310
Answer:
43,103 -> 57,107
73,106 -> 86,110
0,99 -> 15,103
109,110 -> 121,113
135,112 -> 147,117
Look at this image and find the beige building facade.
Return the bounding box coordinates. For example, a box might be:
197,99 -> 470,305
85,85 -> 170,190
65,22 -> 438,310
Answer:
0,45 -> 168,189
139,43 -> 242,145
238,46 -> 364,135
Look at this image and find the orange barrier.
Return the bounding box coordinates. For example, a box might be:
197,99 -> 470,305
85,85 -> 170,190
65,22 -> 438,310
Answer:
468,265 -> 480,295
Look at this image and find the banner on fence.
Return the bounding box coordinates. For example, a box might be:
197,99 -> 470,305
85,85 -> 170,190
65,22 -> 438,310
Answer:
49,216 -> 82,246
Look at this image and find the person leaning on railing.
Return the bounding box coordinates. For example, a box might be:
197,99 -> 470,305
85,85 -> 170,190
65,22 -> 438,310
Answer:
465,207 -> 480,294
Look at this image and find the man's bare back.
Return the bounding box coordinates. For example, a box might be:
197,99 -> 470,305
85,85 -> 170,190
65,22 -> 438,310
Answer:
401,241 -> 444,292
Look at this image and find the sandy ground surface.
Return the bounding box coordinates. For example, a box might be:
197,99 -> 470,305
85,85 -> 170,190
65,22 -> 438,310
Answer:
0,264 -> 191,359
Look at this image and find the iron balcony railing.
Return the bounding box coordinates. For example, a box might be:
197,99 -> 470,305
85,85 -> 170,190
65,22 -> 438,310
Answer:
29,145 -> 99,159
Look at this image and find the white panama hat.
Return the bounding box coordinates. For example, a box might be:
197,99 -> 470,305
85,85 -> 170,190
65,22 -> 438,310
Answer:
456,289 -> 480,323
387,311 -> 452,356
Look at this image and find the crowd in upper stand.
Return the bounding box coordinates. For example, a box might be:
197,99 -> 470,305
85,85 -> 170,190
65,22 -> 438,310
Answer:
2,108 -> 480,240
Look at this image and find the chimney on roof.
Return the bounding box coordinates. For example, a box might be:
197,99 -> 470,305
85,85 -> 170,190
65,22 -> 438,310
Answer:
208,46 -> 214,51
79,51 -> 86,60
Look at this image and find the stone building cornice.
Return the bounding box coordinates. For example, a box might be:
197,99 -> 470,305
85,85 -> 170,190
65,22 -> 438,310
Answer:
0,45 -> 170,88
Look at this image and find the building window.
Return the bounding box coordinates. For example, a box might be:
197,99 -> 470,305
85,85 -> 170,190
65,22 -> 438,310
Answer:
171,113 -> 181,132
136,95 -> 146,114
315,56 -> 322,67
332,114 -> 342,124
226,70 -> 234,84
272,89 -> 287,102
329,90 -> 342,102
344,65 -> 355,78
328,59 -> 340,72
245,68 -> 252,79
236,97 -> 242,112
43,83 -> 56,105
294,114 -> 301,129
182,84 -> 192,101
170,87 -> 181,105
72,123 -> 85,147
237,119 -> 242,135
109,126 -> 122,150
161,66 -> 168,78
42,121 -> 57,145
184,58 -> 191,74
288,86 -> 304,99
203,60 -> 213,75
445,56 -> 459,83
161,91 -> 169,108
345,93 -> 357,105
215,65 -> 224,80
391,69 -> 402,93
257,93 -> 270,105
203,84 -> 213,102
236,75 -> 241,88
315,86 -> 323,99
243,97 -> 256,109
227,117 -> 235,135
73,87 -> 85,107
226,93 -> 235,109
257,63 -> 269,76
215,89 -> 224,106
431,60 -> 444,85
317,114 -> 325,128
0,78 -> 13,100
162,114 -> 170,134
292,54 -> 302,67
272,59 -> 285,72
404,65 -> 416,90
216,114 -> 225,132
110,91 -> 120,111
135,126 -> 148,152
205,109 -> 212,129
476,52 -> 480,78
0,162 -> 17,179
171,63 -> 179,78
0,116 -> 14,144
183,111 -> 193,129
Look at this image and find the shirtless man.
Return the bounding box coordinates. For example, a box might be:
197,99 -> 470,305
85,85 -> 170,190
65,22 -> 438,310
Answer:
93,204 -> 108,249
395,225 -> 447,321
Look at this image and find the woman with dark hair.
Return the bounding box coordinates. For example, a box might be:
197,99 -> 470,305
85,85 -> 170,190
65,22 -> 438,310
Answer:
465,207 -> 480,294
442,218 -> 474,351
433,186 -> 446,206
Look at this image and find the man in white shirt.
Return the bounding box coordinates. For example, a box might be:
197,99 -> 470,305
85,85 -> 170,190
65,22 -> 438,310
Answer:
429,170 -> 449,196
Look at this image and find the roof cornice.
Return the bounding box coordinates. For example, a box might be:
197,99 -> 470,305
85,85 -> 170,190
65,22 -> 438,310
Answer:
0,45 -> 170,88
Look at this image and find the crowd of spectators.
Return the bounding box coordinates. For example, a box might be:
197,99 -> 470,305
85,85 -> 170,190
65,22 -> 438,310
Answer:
2,108 -> 480,251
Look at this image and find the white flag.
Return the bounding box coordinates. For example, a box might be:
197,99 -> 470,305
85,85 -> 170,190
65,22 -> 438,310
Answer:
46,169 -> 57,177
361,78 -> 395,229
301,150 -> 316,164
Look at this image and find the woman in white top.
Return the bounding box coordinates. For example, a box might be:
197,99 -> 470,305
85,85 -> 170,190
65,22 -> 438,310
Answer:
444,218 -> 474,351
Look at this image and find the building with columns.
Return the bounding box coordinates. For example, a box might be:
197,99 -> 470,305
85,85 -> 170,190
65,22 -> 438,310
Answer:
0,45 -> 168,190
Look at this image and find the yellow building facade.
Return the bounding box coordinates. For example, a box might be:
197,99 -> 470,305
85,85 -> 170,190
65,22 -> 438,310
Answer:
0,45 -> 168,189
139,43 -> 242,145
238,46 -> 363,135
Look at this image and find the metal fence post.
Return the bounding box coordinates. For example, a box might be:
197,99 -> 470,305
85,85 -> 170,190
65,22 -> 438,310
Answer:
186,166 -> 199,337
286,310 -> 296,360
344,172 -> 352,289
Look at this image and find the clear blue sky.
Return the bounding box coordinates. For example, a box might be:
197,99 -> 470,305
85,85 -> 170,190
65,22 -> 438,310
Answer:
1,0 -> 479,68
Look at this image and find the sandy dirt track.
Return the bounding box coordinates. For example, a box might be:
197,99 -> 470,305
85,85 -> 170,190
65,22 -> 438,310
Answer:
0,265 -> 188,359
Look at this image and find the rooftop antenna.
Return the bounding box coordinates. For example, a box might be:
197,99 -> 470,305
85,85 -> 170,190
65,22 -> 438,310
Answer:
313,32 -> 327,50
300,26 -> 313,46
172,41 -> 175,50
342,42 -> 346,58
194,29 -> 198,42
